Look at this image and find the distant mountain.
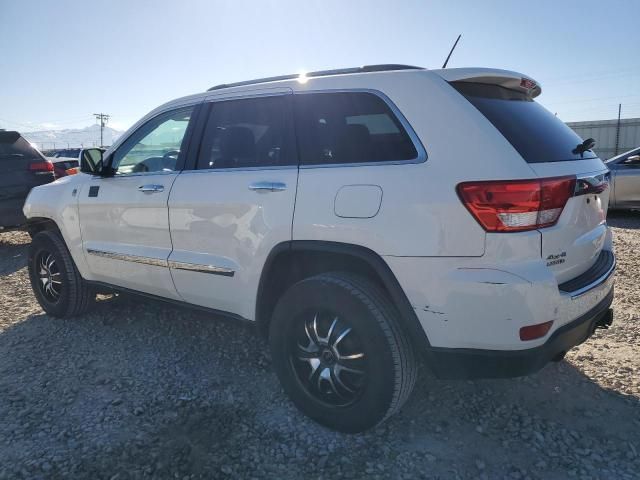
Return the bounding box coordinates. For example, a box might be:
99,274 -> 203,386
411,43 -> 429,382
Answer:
21,124 -> 124,150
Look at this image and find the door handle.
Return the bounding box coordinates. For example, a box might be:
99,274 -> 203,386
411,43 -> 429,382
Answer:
138,184 -> 164,193
248,181 -> 287,192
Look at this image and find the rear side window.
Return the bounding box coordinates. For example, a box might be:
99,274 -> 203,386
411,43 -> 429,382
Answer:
453,82 -> 597,163
294,92 -> 418,165
197,95 -> 295,169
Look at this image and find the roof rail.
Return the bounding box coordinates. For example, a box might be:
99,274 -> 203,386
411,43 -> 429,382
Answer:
206,64 -> 424,92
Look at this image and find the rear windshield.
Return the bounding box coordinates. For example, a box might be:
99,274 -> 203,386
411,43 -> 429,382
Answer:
0,133 -> 42,161
452,82 -> 597,163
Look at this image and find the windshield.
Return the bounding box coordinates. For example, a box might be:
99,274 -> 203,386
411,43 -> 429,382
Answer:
452,82 -> 598,163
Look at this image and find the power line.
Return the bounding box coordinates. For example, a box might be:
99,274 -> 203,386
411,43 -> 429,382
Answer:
546,93 -> 640,106
0,115 -> 96,132
0,117 -> 39,130
559,102 -> 640,116
541,66 -> 640,84
93,113 -> 110,148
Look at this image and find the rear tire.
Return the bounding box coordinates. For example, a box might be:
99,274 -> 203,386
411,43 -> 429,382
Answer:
28,230 -> 95,317
269,272 -> 417,433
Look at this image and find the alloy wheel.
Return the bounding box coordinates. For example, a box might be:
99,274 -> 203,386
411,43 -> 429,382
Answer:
37,251 -> 62,303
290,311 -> 367,407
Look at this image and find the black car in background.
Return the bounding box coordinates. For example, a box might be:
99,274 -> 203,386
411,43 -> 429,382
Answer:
51,148 -> 82,159
0,131 -> 56,231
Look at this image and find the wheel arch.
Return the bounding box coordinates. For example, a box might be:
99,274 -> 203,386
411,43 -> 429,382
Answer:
255,240 -> 430,351
25,217 -> 62,236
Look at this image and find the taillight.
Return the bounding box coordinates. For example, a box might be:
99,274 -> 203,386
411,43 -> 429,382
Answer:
29,161 -> 54,175
457,176 -> 576,232
65,167 -> 78,175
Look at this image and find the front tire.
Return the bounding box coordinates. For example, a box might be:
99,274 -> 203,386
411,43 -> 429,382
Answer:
28,230 -> 95,317
269,272 -> 417,433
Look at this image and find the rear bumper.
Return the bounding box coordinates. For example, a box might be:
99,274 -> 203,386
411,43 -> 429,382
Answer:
1,175 -> 53,229
0,198 -> 28,228
426,286 -> 614,379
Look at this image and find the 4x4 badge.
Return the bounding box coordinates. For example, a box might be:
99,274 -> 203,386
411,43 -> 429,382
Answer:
546,251 -> 566,267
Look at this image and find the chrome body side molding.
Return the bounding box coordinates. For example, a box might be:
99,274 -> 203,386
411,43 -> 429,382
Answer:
168,260 -> 235,277
86,249 -> 167,268
86,248 -> 236,277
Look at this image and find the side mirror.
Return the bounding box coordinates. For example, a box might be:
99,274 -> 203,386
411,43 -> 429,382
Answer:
80,148 -> 105,175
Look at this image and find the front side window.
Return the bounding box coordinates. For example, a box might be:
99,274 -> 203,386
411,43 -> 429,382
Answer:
294,92 -> 419,165
111,106 -> 194,174
197,95 -> 295,169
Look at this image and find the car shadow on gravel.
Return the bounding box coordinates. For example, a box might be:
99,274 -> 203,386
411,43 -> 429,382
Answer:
608,210 -> 640,229
0,233 -> 29,276
0,292 -> 638,479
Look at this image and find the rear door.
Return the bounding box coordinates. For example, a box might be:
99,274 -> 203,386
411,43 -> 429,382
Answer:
78,105 -> 198,298
453,81 -> 610,284
0,132 -> 54,227
168,90 -> 298,320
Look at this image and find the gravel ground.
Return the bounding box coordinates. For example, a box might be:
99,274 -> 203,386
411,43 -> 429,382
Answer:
0,214 -> 639,480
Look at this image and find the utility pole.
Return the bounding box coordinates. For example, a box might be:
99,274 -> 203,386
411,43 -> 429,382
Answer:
614,104 -> 622,156
93,113 -> 110,148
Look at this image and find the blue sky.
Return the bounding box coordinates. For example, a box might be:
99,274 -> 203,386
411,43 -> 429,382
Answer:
1,0 -> 639,132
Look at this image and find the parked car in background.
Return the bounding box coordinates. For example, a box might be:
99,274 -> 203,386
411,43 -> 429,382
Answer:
50,148 -> 82,159
45,148 -> 105,178
23,65 -> 615,432
50,157 -> 79,177
0,131 -> 55,231
606,146 -> 640,210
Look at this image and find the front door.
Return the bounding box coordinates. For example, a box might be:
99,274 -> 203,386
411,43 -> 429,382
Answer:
78,105 -> 197,299
168,91 -> 297,320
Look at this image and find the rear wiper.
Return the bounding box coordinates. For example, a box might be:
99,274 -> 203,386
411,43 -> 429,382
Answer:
573,138 -> 595,156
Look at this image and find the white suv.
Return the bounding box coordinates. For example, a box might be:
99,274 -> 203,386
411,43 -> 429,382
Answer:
23,65 -> 616,432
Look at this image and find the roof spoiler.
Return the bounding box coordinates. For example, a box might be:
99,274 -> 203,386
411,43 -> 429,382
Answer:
434,68 -> 541,98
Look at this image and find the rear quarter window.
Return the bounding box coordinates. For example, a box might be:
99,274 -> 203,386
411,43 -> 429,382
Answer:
294,92 -> 419,165
452,82 -> 597,163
